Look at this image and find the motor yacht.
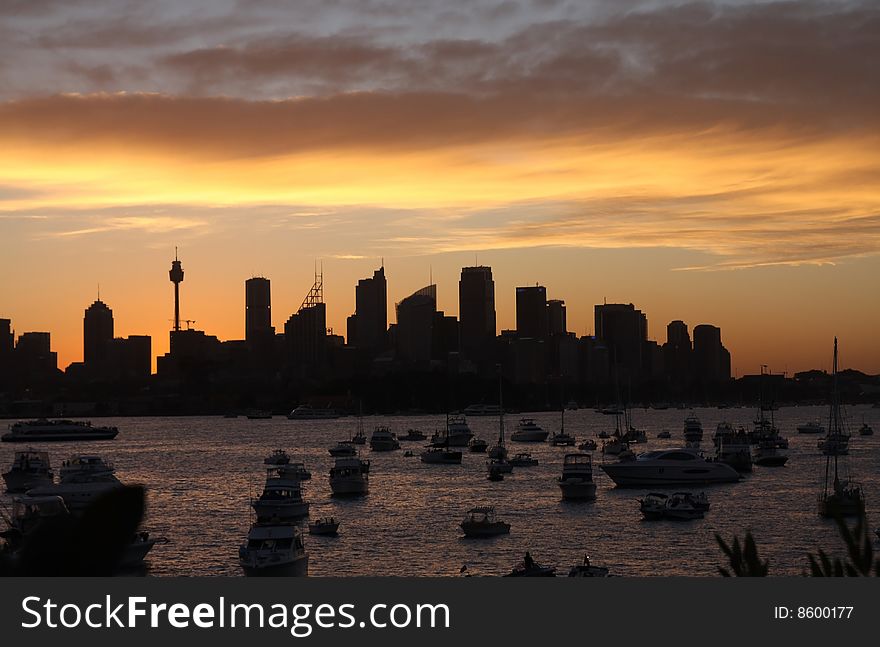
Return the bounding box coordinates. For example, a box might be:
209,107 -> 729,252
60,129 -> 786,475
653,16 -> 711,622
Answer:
752,441 -> 788,467
2,419 -> 118,442
27,455 -> 122,513
468,437 -> 488,453
510,418 -> 548,443
639,492 -> 669,520
308,517 -> 340,536
239,523 -> 308,576
797,421 -> 825,434
599,448 -> 740,487
663,492 -> 707,520
439,416 -> 474,447
550,430 -> 576,446
276,462 -> 311,481
420,447 -> 462,464
460,506 -> 510,538
287,405 -> 340,420
251,468 -> 309,522
508,453 -> 538,467
369,427 -> 400,451
714,423 -> 753,472
3,449 -> 54,493
328,442 -> 357,457
329,456 -> 369,496
400,429 -> 427,441
557,453 -> 597,500
264,449 -> 290,465
683,414 -> 703,442
351,430 -> 367,445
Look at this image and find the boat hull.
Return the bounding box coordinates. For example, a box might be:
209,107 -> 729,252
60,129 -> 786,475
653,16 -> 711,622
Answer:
2,430 -> 118,442
2,472 -> 53,493
558,479 -> 597,500
241,554 -> 309,577
461,523 -> 510,538
251,501 -> 309,520
329,478 -> 368,496
599,464 -> 740,487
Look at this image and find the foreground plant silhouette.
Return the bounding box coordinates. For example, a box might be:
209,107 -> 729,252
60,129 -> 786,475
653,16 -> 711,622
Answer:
717,508 -> 879,577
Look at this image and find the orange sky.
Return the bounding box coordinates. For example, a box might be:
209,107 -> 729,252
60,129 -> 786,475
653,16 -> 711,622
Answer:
1,0 -> 878,374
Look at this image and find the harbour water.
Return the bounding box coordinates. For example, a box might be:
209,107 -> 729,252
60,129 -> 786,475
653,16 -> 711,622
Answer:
2,405 -> 878,577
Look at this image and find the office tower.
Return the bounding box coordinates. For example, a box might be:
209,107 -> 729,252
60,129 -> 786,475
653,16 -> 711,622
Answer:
693,324 -> 731,383
106,335 -> 152,380
348,266 -> 387,351
515,285 -> 548,339
594,303 -> 648,380
285,272 -> 328,373
458,266 -> 496,361
0,318 -> 12,373
547,299 -> 567,335
664,320 -> 692,385
169,248 -> 184,332
245,277 -> 273,344
83,298 -> 114,370
14,331 -> 57,380
395,284 -> 436,363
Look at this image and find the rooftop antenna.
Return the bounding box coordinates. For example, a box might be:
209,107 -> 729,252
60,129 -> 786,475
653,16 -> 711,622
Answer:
97,283 -> 100,301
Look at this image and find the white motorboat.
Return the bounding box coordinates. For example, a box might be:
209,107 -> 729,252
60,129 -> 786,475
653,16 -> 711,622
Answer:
3,448 -> 54,493
308,517 -> 340,536
251,468 -> 309,521
508,453 -> 538,467
2,419 -> 118,442
599,448 -> 741,487
460,506 -> 510,538
510,418 -> 548,442
797,421 -> 825,434
239,523 -> 308,576
264,449 -> 290,465
287,405 -> 340,420
557,453 -> 597,500
663,492 -> 707,520
27,455 -> 122,513
329,456 -> 370,496
328,441 -> 357,457
683,414 -> 703,442
714,423 -> 753,472
369,426 -> 400,451
441,416 -> 474,447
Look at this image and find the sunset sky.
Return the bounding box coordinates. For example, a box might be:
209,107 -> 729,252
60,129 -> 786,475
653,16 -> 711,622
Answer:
1,0 -> 878,375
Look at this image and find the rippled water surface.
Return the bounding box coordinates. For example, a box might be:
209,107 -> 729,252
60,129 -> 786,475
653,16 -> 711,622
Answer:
3,406 -> 879,577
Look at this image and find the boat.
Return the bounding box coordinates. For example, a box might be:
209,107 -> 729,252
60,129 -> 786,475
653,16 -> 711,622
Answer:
436,416 -> 473,447
557,453 -> 597,500
504,552 -> 555,577
121,531 -> 165,569
599,448 -> 741,487
657,430 -> 672,439
369,426 -> 400,451
639,492 -> 669,520
797,421 -> 825,434
421,447 -> 462,464
3,448 -> 54,493
487,457 -> 513,473
602,437 -> 629,456
400,429 -> 427,441
597,431 -> 610,439
487,374 -> 508,459
246,410 -> 272,419
550,407 -> 576,446
752,441 -> 788,467
328,441 -> 357,457
27,455 -> 122,513
578,439 -> 597,451
251,467 -> 310,521
2,419 -> 119,442
510,418 -> 548,442
286,405 -> 340,420
818,435 -> 849,456
664,492 -> 707,520
486,466 -> 505,481
748,368 -> 789,449
818,339 -> 865,518
463,404 -> 502,417
276,462 -> 311,481
264,449 -> 290,465
308,517 -> 340,536
239,523 -> 308,576
329,456 -> 369,496
859,422 -> 874,436
714,423 -> 753,472
351,430 -> 367,445
460,506 -> 510,538
683,414 -> 703,442
468,437 -> 488,453
568,557 -> 610,577
508,453 -> 538,467
640,491 -> 710,520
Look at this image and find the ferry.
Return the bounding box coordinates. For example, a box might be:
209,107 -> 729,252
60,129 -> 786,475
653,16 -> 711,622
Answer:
2,419 -> 119,442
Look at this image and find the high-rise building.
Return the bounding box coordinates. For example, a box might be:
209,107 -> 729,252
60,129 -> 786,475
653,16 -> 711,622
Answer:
547,299 -> 567,335
83,299 -> 114,370
284,273 -> 328,375
14,331 -> 57,382
664,320 -> 692,385
693,324 -> 731,383
169,249 -> 184,332
347,266 -> 387,351
245,277 -> 273,344
458,266 -> 495,361
515,285 -> 548,339
594,303 -> 648,380
0,318 -> 14,385
395,284 -> 436,363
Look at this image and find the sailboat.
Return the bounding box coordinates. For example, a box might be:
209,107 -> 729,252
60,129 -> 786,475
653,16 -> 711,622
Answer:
550,408 -> 576,446
751,365 -> 789,466
487,373 -> 508,460
421,414 -> 463,464
818,338 -> 865,518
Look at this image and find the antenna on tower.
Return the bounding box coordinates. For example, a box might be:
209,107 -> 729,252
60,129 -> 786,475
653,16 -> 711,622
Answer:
97,283 -> 100,301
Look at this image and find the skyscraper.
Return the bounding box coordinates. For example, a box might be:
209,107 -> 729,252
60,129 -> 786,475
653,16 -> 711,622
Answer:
347,266 -> 387,352
395,284 -> 436,363
169,249 -> 184,332
285,273 -> 328,375
547,299 -> 567,335
458,266 -> 495,361
515,285 -> 548,339
83,299 -> 114,370
245,277 -> 273,344
664,320 -> 692,385
594,303 -> 648,380
693,324 -> 731,383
